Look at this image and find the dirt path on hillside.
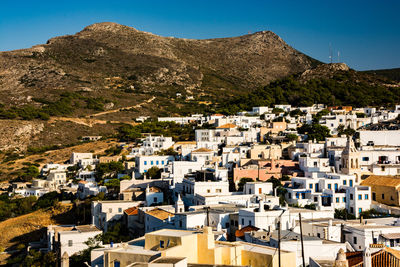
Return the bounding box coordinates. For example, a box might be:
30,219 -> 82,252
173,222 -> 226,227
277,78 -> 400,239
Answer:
48,117 -> 137,127
85,95 -> 156,118
48,96 -> 155,127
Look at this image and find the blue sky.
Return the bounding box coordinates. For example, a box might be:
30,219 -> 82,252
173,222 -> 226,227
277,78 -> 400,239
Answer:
0,0 -> 399,70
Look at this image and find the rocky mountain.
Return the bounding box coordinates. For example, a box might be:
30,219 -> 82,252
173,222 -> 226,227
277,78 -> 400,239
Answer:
0,22 -> 319,114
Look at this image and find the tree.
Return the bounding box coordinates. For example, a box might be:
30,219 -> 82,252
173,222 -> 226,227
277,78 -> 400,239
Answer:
286,134 -> 298,142
70,234 -> 103,267
237,178 -> 254,192
96,161 -> 124,180
334,208 -> 355,220
20,165 -> 39,181
104,179 -> 120,191
146,166 -> 161,179
337,125 -> 356,137
298,123 -> 331,142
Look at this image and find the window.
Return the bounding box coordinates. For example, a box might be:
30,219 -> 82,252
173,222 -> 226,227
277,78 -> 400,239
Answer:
68,240 -> 73,247
160,240 -> 165,248
350,194 -> 353,200
144,161 -> 147,165
242,218 -> 244,225
109,208 -> 112,213
207,189 -> 211,193
372,192 -> 376,201
358,195 -> 362,200
314,162 -> 318,167
349,180 -> 353,187
350,207 -> 354,213
381,166 -> 386,171
382,194 -> 385,200
317,233 -> 321,238
249,220 -> 252,226
314,197 -> 318,202
151,161 -> 154,165
336,197 -> 340,203
335,183 -> 338,191
118,208 -> 122,213
156,161 -> 159,165
365,194 -> 369,200
288,193 -> 292,199
359,208 -> 362,213
179,221 -> 182,227
343,197 -> 346,202
343,180 -> 347,185
161,160 -> 165,165
362,157 -> 369,161
353,237 -> 357,244
216,189 -> 222,193
309,184 -> 313,189
225,222 -> 229,228
114,261 -> 120,267
328,184 -> 332,189
154,197 -> 158,202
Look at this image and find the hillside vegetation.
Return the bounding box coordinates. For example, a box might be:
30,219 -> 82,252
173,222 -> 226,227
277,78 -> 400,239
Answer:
217,64 -> 400,114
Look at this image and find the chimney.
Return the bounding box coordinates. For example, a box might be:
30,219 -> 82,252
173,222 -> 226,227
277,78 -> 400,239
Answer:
61,252 -> 69,267
334,248 -> 349,267
259,200 -> 264,212
363,247 -> 372,267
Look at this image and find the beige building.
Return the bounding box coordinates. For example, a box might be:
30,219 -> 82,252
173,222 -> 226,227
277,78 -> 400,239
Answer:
341,137 -> 362,182
260,122 -> 287,141
247,144 -> 282,160
361,175 -> 400,206
95,227 -> 296,267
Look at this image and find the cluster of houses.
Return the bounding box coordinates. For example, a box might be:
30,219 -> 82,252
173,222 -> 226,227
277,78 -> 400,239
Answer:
10,103 -> 400,267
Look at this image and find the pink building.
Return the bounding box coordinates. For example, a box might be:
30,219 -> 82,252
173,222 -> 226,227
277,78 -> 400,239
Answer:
233,159 -> 300,182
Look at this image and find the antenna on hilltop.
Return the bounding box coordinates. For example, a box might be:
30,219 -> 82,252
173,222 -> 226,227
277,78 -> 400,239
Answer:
329,43 -> 333,64
248,31 -> 252,34
338,51 -> 340,63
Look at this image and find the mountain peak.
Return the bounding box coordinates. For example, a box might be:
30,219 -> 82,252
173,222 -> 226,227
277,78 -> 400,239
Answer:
81,22 -> 139,33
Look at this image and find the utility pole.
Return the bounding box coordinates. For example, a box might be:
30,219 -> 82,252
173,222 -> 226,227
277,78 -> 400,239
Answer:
299,213 -> 306,267
206,207 -> 210,226
278,220 -> 281,267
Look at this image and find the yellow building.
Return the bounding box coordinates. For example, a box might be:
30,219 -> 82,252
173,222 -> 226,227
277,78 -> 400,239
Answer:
100,227 -> 296,267
361,175 -> 400,206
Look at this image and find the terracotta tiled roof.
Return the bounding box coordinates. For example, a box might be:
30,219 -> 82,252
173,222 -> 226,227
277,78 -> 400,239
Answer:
216,123 -> 237,129
192,148 -> 213,153
146,208 -> 174,220
78,180 -> 88,184
346,247 -> 400,267
124,207 -> 139,216
235,225 -> 259,238
361,175 -> 400,188
175,141 -> 197,145
213,114 -> 224,116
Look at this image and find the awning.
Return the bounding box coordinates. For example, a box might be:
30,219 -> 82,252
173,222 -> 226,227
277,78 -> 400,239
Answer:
381,233 -> 400,240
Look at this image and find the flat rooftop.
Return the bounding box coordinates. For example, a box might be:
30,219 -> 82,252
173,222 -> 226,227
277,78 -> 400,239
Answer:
146,229 -> 195,237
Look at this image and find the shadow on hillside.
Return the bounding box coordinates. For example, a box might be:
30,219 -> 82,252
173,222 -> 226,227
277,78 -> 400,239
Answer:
9,227 -> 47,249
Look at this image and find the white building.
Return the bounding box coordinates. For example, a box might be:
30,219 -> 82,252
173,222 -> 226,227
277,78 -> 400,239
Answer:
47,224 -> 102,256
92,200 -> 142,231
135,155 -> 175,174
131,135 -> 175,156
